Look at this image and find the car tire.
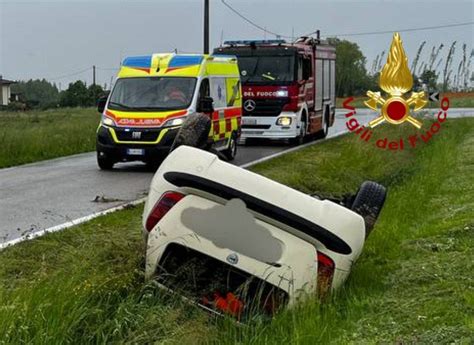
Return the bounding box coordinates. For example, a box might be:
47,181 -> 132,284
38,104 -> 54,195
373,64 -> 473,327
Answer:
170,113 -> 211,152
97,153 -> 114,170
351,181 -> 387,237
222,132 -> 238,161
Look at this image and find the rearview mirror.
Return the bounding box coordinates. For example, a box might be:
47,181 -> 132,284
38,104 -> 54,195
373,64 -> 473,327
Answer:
97,96 -> 108,114
197,96 -> 214,114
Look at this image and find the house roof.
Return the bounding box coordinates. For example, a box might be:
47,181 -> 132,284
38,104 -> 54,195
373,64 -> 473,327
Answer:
0,77 -> 16,85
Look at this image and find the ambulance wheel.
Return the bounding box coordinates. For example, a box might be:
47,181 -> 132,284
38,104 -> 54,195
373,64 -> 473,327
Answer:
222,133 -> 238,161
170,113 -> 211,152
351,181 -> 387,237
97,153 -> 114,170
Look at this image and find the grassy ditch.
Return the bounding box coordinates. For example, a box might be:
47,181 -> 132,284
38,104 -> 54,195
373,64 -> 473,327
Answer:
0,108 -> 99,168
0,118 -> 472,344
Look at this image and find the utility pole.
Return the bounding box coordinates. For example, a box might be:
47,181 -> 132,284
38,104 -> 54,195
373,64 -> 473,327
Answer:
92,65 -> 96,86
203,0 -> 209,54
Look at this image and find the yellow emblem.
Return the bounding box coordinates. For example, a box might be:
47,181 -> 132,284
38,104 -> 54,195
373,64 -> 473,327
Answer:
365,33 -> 427,128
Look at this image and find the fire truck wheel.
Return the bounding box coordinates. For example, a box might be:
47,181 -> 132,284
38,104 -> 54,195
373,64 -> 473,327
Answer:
351,181 -> 387,237
316,108 -> 329,139
170,113 -> 211,152
97,153 -> 114,170
222,132 -> 238,161
291,120 -> 307,145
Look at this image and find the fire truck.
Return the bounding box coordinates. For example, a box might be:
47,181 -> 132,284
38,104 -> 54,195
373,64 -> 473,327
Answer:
214,35 -> 336,144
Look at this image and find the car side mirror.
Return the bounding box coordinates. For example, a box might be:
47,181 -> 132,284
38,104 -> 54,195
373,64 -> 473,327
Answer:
97,96 -> 108,114
197,96 -> 214,114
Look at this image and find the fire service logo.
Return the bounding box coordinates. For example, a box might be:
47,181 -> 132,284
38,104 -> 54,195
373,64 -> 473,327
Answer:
344,33 -> 450,151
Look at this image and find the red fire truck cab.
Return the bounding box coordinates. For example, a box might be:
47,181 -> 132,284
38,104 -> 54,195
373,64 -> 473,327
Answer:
214,36 -> 336,144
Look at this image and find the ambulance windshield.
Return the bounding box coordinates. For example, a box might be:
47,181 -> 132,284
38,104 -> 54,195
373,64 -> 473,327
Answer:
238,56 -> 295,84
108,77 -> 197,111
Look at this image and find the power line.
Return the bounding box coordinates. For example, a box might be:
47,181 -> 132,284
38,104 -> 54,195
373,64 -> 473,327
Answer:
328,21 -> 474,37
96,67 -> 120,71
220,0 -> 292,39
47,67 -> 92,81
220,1 -> 474,39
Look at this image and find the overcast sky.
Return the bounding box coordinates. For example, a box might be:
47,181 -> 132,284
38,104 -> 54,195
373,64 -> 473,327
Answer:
1,0 -> 472,89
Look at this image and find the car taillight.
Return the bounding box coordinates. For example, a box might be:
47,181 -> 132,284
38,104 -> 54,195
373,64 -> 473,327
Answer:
316,251 -> 335,298
145,191 -> 185,232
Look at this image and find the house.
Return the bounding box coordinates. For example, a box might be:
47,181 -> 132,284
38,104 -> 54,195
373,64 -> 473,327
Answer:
0,75 -> 16,106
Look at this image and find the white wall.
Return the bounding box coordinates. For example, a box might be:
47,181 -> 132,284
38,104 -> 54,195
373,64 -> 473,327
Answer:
1,85 -> 9,105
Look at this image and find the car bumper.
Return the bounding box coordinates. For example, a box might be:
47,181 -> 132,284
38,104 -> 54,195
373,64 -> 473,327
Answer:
96,125 -> 179,162
240,113 -> 300,139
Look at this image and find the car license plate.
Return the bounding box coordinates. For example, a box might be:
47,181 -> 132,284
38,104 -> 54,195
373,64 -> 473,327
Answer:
242,118 -> 257,125
127,148 -> 145,156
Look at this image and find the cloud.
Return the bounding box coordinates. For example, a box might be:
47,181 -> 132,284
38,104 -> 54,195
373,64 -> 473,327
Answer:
181,198 -> 283,263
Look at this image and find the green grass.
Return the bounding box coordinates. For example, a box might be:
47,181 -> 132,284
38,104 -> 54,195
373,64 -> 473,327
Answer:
1,93 -> 472,169
0,118 -> 473,344
0,108 -> 99,168
336,92 -> 474,108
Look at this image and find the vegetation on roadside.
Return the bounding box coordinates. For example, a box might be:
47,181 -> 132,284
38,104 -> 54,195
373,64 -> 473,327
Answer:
336,91 -> 474,108
9,79 -> 106,110
0,108 -> 99,168
0,118 -> 472,344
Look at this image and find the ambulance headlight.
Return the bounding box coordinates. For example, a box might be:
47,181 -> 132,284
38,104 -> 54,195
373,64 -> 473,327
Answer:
276,90 -> 288,97
101,116 -> 116,127
276,116 -> 292,126
164,117 -> 185,127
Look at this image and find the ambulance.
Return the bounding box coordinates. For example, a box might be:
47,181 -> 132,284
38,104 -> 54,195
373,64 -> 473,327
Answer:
96,53 -> 242,169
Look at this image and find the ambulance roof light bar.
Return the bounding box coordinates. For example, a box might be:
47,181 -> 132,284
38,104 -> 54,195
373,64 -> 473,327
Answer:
223,39 -> 287,47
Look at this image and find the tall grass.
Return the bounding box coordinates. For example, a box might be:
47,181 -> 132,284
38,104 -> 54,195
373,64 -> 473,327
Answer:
0,119 -> 473,344
0,108 -> 99,168
218,118 -> 474,344
372,39 -> 472,92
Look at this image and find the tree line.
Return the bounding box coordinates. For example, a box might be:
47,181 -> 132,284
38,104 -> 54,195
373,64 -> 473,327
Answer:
5,39 -> 472,111
7,80 -> 105,111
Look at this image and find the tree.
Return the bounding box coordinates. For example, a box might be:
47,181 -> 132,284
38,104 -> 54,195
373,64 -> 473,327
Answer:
87,84 -> 104,106
10,79 -> 59,109
60,81 -> 90,107
415,70 -> 438,91
327,38 -> 371,97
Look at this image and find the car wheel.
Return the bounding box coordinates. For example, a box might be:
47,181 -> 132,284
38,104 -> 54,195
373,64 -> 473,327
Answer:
222,133 -> 238,161
351,181 -> 387,237
170,113 -> 211,153
97,153 -> 114,170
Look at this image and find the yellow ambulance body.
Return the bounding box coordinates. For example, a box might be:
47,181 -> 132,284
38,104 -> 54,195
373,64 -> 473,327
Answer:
96,53 -> 241,169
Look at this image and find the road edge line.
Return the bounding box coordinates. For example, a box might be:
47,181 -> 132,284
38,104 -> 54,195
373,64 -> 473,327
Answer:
1,130 -> 348,250
240,130 -> 347,168
0,198 -> 147,250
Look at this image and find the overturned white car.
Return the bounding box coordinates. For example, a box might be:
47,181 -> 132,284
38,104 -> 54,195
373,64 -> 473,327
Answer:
142,145 -> 386,318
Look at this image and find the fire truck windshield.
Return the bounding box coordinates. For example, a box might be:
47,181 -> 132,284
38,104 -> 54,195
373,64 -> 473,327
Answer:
238,56 -> 295,84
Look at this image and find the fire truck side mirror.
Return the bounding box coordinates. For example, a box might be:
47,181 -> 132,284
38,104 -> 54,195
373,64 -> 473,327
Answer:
302,58 -> 312,80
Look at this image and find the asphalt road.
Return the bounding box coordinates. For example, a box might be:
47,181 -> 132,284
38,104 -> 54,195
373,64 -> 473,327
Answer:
1,108 -> 471,245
